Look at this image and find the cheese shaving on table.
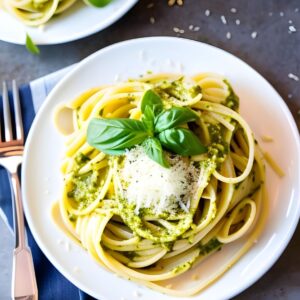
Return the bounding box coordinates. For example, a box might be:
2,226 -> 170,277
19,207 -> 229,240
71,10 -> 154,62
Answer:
121,146 -> 197,215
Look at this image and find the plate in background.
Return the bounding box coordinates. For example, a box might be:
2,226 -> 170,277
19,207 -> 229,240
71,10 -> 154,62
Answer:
22,37 -> 300,300
0,0 -> 138,45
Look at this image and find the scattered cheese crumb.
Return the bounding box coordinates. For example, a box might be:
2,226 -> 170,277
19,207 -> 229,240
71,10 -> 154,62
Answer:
150,17 -> 155,24
288,20 -> 293,24
114,74 -> 121,82
251,31 -> 258,39
147,3 -> 154,8
288,73 -> 299,81
57,239 -> 64,245
65,241 -> 71,252
166,58 -> 174,67
288,94 -> 293,99
73,266 -> 80,273
133,290 -> 141,297
38,25 -> 45,32
230,8 -> 237,13
205,9 -> 210,17
261,135 -> 274,142
269,12 -> 273,16
173,27 -> 185,34
189,24 -> 194,31
295,8 -> 299,12
226,32 -> 231,39
289,25 -> 296,32
235,19 -> 241,25
280,12 -> 284,17
194,26 -> 200,31
221,15 -> 227,24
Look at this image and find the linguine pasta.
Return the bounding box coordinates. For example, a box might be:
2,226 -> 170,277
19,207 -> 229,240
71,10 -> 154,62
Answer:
54,73 -> 268,296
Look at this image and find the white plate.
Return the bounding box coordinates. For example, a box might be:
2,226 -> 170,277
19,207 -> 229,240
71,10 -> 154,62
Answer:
22,37 -> 300,300
0,0 -> 138,45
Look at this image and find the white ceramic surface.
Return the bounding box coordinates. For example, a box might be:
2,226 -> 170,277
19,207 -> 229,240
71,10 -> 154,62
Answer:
0,0 -> 138,45
22,37 -> 300,300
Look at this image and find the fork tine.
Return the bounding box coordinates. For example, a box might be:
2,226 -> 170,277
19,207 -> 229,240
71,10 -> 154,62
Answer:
12,80 -> 24,143
2,81 -> 13,142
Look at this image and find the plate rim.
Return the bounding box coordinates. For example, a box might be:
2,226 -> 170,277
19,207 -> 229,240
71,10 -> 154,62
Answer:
22,36 -> 300,299
0,0 -> 139,45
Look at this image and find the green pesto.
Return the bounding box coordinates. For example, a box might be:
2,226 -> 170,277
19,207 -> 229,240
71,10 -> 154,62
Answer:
117,197 -> 194,243
223,80 -> 239,111
67,153 -> 106,210
206,124 -> 229,165
154,78 -> 201,103
199,238 -> 222,255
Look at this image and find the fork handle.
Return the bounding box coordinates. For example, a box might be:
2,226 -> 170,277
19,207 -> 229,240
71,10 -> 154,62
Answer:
9,172 -> 38,300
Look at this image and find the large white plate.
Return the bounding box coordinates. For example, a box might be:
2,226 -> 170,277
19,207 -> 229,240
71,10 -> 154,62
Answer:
0,0 -> 138,45
22,37 -> 300,300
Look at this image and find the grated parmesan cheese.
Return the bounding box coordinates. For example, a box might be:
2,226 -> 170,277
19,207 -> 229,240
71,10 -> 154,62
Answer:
121,146 -> 197,215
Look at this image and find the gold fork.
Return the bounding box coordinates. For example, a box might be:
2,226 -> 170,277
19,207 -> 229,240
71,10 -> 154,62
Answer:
0,81 -> 38,300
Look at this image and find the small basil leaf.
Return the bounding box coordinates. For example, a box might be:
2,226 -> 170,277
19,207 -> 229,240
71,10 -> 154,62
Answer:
141,89 -> 163,115
155,107 -> 199,133
84,0 -> 111,8
87,118 -> 148,153
142,137 -> 169,168
158,128 -> 207,156
142,105 -> 155,133
25,34 -> 40,55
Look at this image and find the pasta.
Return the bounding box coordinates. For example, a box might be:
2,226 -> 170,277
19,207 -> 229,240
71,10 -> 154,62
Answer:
54,73 -> 268,296
3,0 -> 78,26
3,0 -> 111,27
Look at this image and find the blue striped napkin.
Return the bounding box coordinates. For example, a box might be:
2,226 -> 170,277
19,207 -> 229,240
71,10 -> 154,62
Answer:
0,65 -> 96,300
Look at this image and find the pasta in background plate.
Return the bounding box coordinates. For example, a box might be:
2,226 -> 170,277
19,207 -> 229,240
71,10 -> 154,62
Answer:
3,0 -> 111,26
54,73 -> 268,296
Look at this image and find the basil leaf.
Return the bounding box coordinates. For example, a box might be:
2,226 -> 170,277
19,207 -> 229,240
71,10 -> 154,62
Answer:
142,137 -> 169,168
158,128 -> 207,156
141,89 -> 163,115
85,0 -> 111,7
142,105 -> 155,133
155,107 -> 199,133
25,34 -> 40,55
87,118 -> 148,153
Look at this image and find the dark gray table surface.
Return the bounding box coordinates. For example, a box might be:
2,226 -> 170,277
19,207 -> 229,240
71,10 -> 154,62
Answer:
1,0 -> 299,299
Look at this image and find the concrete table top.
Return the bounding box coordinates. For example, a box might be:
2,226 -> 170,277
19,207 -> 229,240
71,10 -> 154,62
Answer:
0,0 -> 299,299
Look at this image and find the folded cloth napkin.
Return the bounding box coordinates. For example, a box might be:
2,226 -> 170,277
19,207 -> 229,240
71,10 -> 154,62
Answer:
0,65 -> 96,300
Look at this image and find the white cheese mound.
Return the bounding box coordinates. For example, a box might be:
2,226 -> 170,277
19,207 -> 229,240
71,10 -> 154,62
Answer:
121,146 -> 197,215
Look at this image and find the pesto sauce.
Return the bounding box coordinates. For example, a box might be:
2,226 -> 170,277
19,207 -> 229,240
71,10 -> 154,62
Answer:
223,80 -> 239,111
154,78 -> 201,103
199,238 -> 222,255
207,124 -> 229,165
67,153 -> 104,210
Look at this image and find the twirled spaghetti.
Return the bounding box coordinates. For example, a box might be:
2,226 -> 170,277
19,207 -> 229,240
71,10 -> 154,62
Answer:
3,0 -> 78,26
54,73 -> 268,296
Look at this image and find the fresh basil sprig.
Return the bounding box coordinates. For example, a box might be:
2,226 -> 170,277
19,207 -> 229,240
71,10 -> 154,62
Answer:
155,107 -> 199,132
159,128 -> 207,156
87,89 -> 207,167
87,118 -> 148,155
142,137 -> 169,168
